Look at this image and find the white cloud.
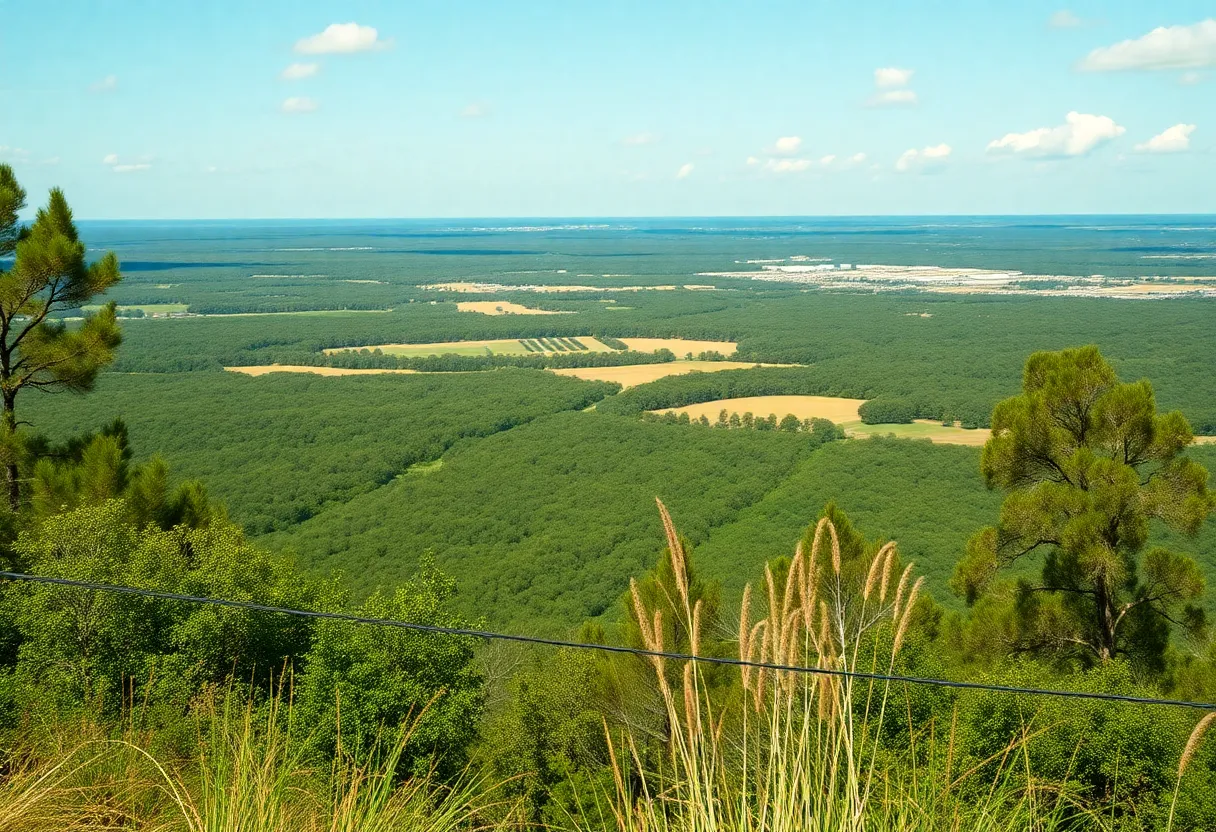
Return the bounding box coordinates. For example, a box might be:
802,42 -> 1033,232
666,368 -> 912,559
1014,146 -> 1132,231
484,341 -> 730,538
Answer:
746,156 -> 760,166
1180,71 -> 1205,85
0,146 -> 29,160
896,144 -> 952,173
1135,123 -> 1196,152
460,102 -> 489,118
868,66 -> 918,106
772,136 -> 803,155
819,154 -> 836,166
676,162 -> 694,179
1049,10 -> 1082,29
850,152 -> 867,164
281,62 -> 319,80
1080,19 -> 1216,71
295,22 -> 389,55
867,89 -> 919,107
622,131 -> 658,146
89,74 -> 118,93
874,67 -> 913,88
101,153 -> 150,173
281,96 -> 318,114
987,112 -> 1124,157
763,158 -> 812,173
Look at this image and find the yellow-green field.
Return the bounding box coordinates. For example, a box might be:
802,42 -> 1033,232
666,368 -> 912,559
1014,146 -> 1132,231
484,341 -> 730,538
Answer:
83,303 -> 189,316
619,337 -> 737,355
455,301 -> 572,316
551,360 -> 771,389
844,419 -> 991,446
325,336 -> 731,358
325,336 -> 617,357
660,395 -> 866,424
225,365 -> 420,377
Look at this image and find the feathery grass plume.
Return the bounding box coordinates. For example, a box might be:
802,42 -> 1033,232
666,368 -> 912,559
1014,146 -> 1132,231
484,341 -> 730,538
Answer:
892,575 -> 924,656
691,597 -> 704,657
782,546 -> 801,624
817,599 -> 832,660
828,519 -> 842,575
863,544 -> 887,601
797,539 -> 817,629
1169,711 -> 1216,831
630,578 -> 652,648
892,562 -> 915,621
1178,711 -> 1216,779
683,662 -> 699,748
879,542 -> 896,604
754,623 -> 771,711
739,584 -> 754,692
765,562 -> 779,633
656,497 -> 689,608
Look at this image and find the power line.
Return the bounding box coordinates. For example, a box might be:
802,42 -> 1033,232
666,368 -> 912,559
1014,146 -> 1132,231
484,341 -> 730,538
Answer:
1,570 -> 1213,712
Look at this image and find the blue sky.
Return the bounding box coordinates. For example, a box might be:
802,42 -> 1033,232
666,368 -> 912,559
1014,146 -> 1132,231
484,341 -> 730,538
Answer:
1,1 -> 1214,218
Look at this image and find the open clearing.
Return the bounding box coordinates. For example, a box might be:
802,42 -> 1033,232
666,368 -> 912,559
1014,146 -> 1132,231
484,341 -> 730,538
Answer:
326,336 -> 727,358
456,301 -> 572,316
663,395 -> 866,423
656,396 -> 991,446
83,303 -> 189,316
620,337 -> 737,355
225,365 -> 420,377
845,420 -> 991,446
552,360 -> 770,389
325,337 -> 617,357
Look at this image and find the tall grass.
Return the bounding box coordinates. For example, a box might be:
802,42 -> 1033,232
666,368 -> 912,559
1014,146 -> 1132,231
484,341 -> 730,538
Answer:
0,687 -> 517,831
596,502 -> 1096,832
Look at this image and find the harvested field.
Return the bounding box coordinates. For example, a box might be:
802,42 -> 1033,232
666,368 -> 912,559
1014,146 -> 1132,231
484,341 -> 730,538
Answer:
326,338 -> 538,357
620,337 -> 737,355
662,395 -> 865,423
1197,436 -> 1216,445
847,420 -> 991,446
655,396 -> 991,446
225,365 -> 420,377
456,301 -> 573,316
328,336 -> 727,358
551,360 -> 769,389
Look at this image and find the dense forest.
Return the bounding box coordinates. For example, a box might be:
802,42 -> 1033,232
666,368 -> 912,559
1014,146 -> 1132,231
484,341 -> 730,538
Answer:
101,292 -> 1216,430
27,371 -> 615,533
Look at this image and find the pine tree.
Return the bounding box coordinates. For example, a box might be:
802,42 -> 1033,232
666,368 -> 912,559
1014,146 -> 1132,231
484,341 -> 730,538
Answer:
954,346 -> 1214,665
0,165 -> 122,511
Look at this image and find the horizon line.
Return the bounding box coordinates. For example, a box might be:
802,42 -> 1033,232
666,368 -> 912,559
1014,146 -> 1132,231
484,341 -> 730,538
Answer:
67,212 -> 1216,223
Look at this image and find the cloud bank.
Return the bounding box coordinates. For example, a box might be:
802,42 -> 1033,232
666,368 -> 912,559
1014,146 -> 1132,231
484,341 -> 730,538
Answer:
1135,123 -> 1196,153
1080,19 -> 1216,71
295,23 -> 389,55
895,144 -> 951,173
987,112 -> 1124,157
